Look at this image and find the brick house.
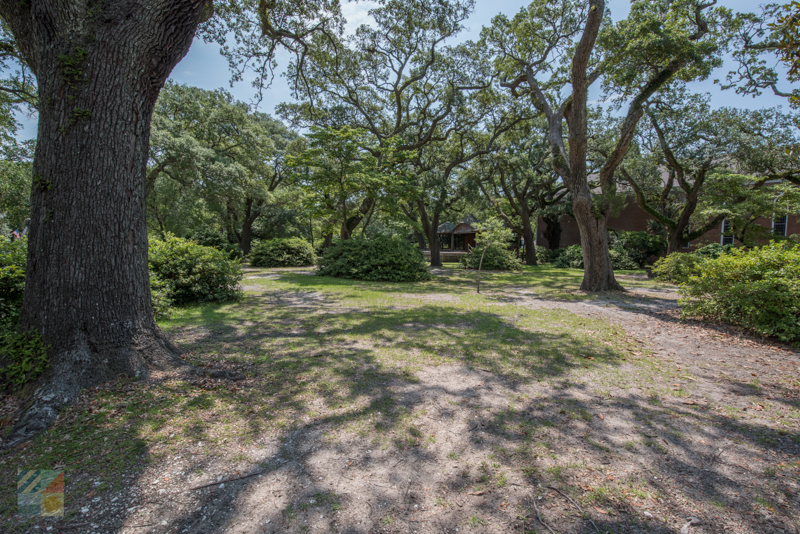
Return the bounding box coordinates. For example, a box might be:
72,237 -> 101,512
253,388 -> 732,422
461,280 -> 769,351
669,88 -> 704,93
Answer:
536,195 -> 800,250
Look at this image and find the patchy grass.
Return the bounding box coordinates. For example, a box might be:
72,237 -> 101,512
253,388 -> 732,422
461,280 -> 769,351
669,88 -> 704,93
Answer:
1,265 -> 798,534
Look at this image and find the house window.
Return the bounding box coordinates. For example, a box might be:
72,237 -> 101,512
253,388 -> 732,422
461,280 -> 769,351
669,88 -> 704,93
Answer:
721,219 -> 734,245
773,214 -> 788,237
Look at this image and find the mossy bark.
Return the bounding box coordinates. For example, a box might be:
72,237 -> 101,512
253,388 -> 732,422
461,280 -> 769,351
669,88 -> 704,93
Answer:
0,0 -> 211,447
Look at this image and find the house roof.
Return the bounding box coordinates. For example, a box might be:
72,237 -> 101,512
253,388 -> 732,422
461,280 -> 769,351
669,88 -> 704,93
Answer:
452,222 -> 476,234
437,221 -> 478,234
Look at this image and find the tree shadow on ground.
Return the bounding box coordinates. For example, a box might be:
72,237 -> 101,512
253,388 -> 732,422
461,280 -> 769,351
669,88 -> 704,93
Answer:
3,272 -> 798,534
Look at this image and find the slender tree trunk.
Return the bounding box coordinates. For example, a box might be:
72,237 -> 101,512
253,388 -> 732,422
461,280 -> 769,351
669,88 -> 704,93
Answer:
239,198 -> 260,256
413,230 -> 427,249
428,213 -> 442,267
521,212 -> 537,266
666,197 -> 696,254
3,0 -> 210,447
240,220 -> 254,255
416,199 -> 442,267
323,232 -> 333,248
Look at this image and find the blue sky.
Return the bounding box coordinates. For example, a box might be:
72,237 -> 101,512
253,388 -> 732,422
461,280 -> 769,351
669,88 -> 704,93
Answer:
14,0 -> 791,139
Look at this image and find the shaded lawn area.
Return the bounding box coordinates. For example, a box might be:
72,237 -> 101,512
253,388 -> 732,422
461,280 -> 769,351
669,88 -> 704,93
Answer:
1,265 -> 798,534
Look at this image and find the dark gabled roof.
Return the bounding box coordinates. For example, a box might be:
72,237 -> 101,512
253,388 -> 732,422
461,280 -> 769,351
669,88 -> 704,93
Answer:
461,214 -> 480,226
437,221 -> 478,234
453,222 -> 476,234
437,222 -> 456,233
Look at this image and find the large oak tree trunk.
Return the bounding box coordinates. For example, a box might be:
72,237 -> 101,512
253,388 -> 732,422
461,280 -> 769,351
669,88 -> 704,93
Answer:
3,0 -> 210,447
571,193 -> 622,292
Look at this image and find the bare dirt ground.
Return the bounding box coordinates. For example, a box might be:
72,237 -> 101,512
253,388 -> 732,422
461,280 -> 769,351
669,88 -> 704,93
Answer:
2,270 -> 799,534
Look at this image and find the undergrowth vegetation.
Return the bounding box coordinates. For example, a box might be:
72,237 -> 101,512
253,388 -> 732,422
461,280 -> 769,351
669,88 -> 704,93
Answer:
317,236 -> 431,282
250,237 -> 315,267
148,234 -> 243,306
460,243 -> 523,271
680,242 -> 800,343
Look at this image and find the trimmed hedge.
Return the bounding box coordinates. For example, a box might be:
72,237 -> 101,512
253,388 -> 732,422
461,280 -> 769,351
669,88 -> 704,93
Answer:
317,236 -> 431,282
148,234 -> 242,305
680,242 -> 800,343
460,244 -> 523,271
250,237 -> 315,267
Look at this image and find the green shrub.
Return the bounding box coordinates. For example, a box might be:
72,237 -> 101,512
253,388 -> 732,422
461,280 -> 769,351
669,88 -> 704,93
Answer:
553,244 -> 584,269
0,236 -> 26,329
149,271 -> 174,320
250,237 -> 315,267
317,236 -> 431,282
460,244 -> 523,271
148,234 -> 242,305
680,242 -> 800,343
0,329 -> 49,392
534,246 -> 565,264
609,247 -> 640,270
613,231 -> 667,267
188,228 -> 243,260
651,252 -> 702,284
693,243 -> 734,259
552,243 -> 640,270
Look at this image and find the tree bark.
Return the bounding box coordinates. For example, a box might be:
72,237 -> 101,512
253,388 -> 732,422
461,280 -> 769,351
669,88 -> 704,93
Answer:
542,215 -> 562,249
572,192 -> 621,291
520,211 -> 537,266
2,0 -> 211,447
417,199 -> 441,267
413,230 -> 427,250
238,197 -> 261,256
565,0 -> 621,291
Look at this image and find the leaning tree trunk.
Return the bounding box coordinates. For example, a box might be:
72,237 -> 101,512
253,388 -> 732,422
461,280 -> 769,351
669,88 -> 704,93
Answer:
3,0 -> 210,447
571,192 -> 622,292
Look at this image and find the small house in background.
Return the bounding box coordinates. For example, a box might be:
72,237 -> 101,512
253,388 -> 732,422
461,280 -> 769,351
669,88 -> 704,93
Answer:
423,217 -> 479,262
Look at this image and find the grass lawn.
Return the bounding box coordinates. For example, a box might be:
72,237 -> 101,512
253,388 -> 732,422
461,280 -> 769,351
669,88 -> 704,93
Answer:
1,265 -> 798,533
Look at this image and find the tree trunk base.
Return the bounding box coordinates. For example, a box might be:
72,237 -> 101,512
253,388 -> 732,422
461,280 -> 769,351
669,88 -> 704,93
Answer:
1,329 -> 241,449
579,277 -> 625,292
